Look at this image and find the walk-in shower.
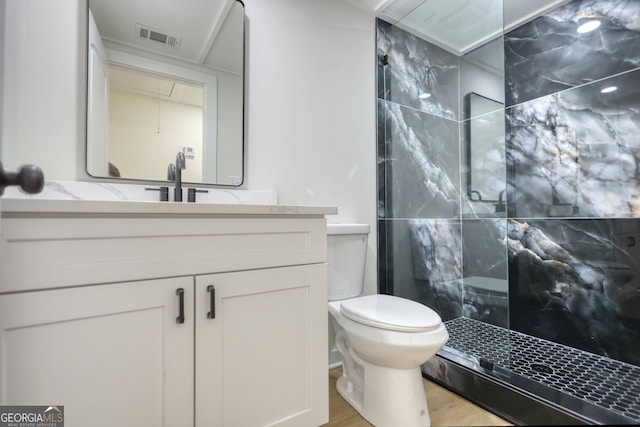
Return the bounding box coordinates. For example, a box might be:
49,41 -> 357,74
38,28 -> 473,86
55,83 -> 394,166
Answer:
376,0 -> 640,424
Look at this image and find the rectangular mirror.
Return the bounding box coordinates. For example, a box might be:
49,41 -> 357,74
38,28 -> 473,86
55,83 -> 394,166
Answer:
87,0 -> 244,186
465,92 -> 505,202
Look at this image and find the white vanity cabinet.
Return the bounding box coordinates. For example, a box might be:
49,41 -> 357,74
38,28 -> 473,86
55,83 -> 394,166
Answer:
0,277 -> 195,427
195,264 -> 326,427
0,199 -> 334,427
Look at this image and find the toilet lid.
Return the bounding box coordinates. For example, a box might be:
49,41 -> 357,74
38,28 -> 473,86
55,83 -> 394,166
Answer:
340,294 -> 442,332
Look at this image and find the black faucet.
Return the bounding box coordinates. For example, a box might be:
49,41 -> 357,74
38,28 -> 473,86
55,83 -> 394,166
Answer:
172,152 -> 186,202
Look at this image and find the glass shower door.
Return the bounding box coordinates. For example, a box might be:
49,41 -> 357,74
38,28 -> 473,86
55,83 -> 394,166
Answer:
376,0 -> 510,382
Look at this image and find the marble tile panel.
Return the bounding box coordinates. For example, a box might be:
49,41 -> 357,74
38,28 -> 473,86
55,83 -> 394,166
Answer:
378,218 -> 463,321
377,18 -> 459,120
461,219 -> 509,327
507,218 -> 640,367
407,218 -> 463,321
377,99 -> 388,218
462,219 -> 508,279
506,70 -> 640,218
381,100 -> 460,219
505,0 -> 640,106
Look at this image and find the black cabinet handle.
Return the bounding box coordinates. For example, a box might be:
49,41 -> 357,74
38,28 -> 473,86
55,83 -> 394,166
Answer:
0,162 -> 44,196
176,288 -> 185,324
207,285 -> 215,319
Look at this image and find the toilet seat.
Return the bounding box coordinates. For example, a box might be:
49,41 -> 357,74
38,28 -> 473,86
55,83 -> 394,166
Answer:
340,294 -> 441,333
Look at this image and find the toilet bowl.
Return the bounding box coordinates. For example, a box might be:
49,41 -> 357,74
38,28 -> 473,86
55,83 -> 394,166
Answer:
327,223 -> 449,427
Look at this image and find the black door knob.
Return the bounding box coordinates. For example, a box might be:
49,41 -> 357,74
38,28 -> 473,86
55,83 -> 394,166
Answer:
0,162 -> 45,196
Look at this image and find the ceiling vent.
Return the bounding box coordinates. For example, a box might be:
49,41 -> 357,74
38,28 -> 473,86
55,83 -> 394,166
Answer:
135,24 -> 181,48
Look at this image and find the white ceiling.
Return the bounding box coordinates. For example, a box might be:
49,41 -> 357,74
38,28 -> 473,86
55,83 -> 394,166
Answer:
89,0 -> 243,75
396,0 -> 503,55
346,0 -> 569,55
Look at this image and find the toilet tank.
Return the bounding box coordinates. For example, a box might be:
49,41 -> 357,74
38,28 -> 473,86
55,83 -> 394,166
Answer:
327,223 -> 370,301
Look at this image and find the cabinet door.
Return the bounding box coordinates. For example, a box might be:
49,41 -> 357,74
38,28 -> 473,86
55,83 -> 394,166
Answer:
0,277 -> 194,427
195,265 -> 328,427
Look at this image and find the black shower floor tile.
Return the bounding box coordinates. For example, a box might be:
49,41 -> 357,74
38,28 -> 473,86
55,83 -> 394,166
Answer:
444,317 -> 640,423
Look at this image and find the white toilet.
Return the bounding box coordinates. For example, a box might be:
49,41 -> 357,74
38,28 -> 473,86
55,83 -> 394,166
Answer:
327,223 -> 449,427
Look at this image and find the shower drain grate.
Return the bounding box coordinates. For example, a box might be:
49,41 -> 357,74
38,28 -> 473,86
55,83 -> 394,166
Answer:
443,317 -> 640,422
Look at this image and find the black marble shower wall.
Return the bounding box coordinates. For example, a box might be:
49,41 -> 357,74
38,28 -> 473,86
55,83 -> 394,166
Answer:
505,0 -> 640,367
377,18 -> 463,322
377,0 -> 640,370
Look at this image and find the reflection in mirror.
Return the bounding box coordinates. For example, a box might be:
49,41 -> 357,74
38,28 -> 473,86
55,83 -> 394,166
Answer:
87,0 -> 244,186
465,93 -> 505,203
108,65 -> 205,182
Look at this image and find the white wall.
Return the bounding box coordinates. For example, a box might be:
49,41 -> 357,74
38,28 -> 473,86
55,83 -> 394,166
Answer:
1,0 -> 378,294
1,0 -> 86,180
243,0 -> 378,295
0,0 -> 6,161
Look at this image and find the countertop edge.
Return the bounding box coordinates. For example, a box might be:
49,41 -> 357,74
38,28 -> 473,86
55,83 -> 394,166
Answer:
1,198 -> 338,217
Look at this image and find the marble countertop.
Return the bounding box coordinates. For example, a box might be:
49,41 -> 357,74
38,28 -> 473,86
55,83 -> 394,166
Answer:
1,180 -> 337,217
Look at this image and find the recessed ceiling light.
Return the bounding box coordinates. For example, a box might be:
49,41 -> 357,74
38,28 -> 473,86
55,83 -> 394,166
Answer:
577,20 -> 601,34
419,93 -> 432,99
600,86 -> 617,93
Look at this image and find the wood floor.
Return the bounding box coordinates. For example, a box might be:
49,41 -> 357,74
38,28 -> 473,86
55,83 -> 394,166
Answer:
323,368 -> 512,427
